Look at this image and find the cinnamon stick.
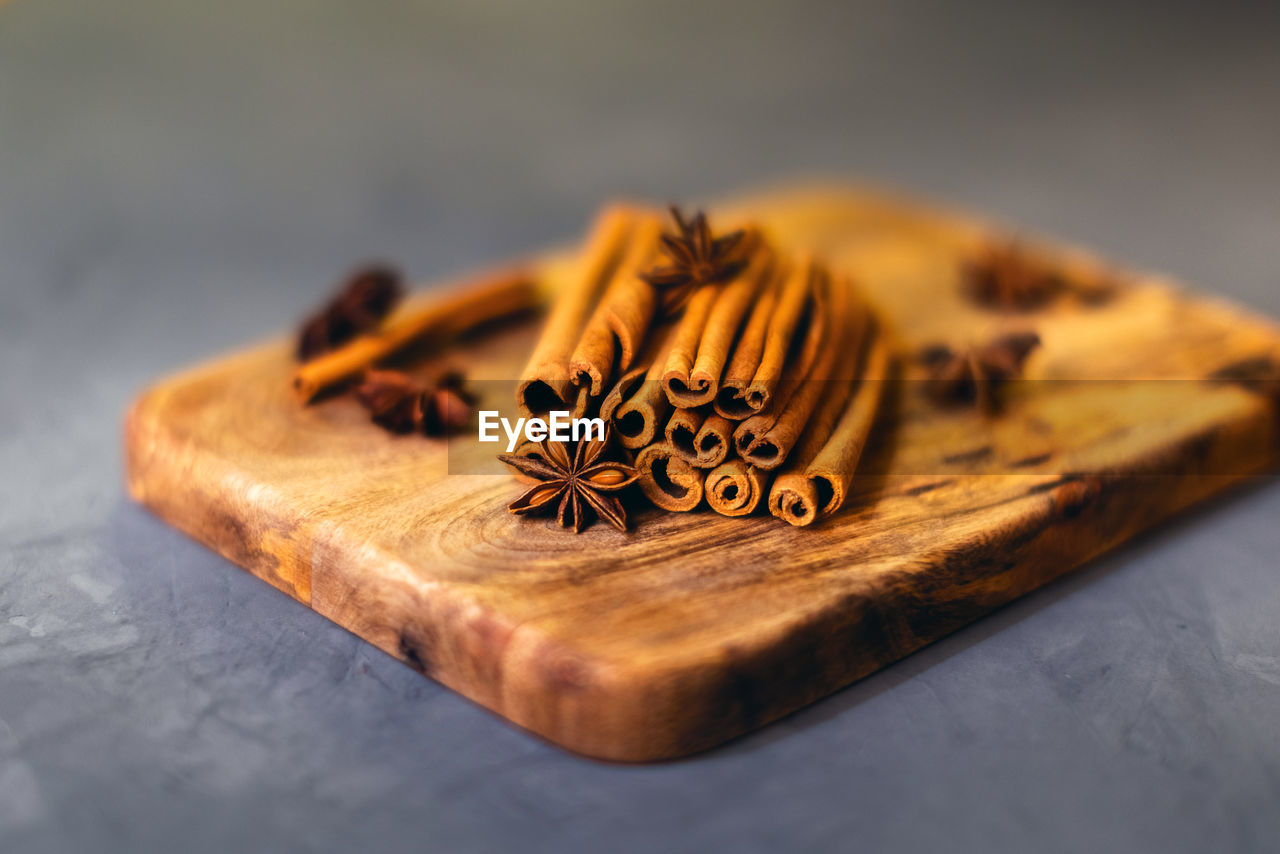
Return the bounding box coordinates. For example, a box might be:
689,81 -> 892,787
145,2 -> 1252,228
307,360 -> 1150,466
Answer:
605,324 -> 679,449
705,459 -> 772,517
599,365 -> 644,423
635,442 -> 705,512
758,303 -> 866,506
294,265 -> 538,404
569,214 -> 664,398
742,252 -> 816,414
664,406 -> 706,464
517,204 -> 637,417
737,273 -> 865,471
769,322 -> 891,527
690,413 -> 736,468
653,272 -> 726,411
712,269 -> 778,419
714,255 -> 812,418
662,235 -> 770,408
738,265 -> 827,433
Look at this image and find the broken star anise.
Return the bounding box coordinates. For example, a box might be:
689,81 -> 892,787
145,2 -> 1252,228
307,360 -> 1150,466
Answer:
641,205 -> 751,316
961,241 -> 1065,312
297,265 -> 405,361
498,428 -> 639,533
920,331 -> 1042,413
354,369 -> 475,436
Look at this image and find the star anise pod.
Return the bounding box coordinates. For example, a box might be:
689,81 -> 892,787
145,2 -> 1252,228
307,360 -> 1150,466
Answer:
961,241 -> 1064,312
354,369 -> 475,436
920,332 -> 1041,413
297,265 -> 405,361
498,428 -> 639,533
641,205 -> 751,316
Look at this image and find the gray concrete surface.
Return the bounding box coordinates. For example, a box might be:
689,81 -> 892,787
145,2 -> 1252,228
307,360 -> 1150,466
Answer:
2,1 -> 1279,852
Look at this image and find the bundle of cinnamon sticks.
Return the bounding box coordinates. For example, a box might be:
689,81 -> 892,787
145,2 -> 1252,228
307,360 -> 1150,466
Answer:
515,204 -> 891,528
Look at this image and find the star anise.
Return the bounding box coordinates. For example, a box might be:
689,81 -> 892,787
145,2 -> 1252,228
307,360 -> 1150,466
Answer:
641,205 -> 751,316
297,265 -> 405,361
961,241 -> 1064,312
920,332 -> 1041,413
498,428 -> 638,533
354,369 -> 475,436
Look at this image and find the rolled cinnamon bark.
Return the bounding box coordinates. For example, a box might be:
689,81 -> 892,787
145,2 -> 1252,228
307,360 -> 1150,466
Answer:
743,278 -> 872,470
757,298 -> 866,498
662,237 -> 770,408
569,214 -> 664,398
635,442 -> 705,512
652,272 -> 726,411
705,459 -> 772,517
690,413 -> 736,468
733,268 -> 853,469
294,266 -> 538,404
769,321 -> 891,527
713,269 -> 779,419
517,204 -> 637,418
664,406 -> 706,464
599,365 -> 644,423
604,324 -> 679,449
713,255 -> 812,418
743,253 -> 816,413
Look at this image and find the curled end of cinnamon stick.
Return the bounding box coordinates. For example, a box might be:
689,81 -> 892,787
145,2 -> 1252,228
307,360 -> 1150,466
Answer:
599,365 -> 645,423
515,378 -> 558,417
636,443 -> 704,512
743,383 -> 772,414
293,372 -> 321,404
516,377 -> 589,420
713,381 -> 758,420
614,391 -> 671,449
733,421 -> 787,471
707,459 -> 770,517
666,411 -> 703,464
745,442 -> 785,470
569,361 -> 608,400
768,475 -> 834,527
692,414 -> 734,468
663,370 -> 717,409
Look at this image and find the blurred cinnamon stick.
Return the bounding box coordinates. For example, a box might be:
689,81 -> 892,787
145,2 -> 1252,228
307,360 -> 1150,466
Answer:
293,266 -> 538,404
736,274 -> 869,470
740,252 -> 816,414
731,266 -> 830,468
714,254 -> 813,418
769,322 -> 891,527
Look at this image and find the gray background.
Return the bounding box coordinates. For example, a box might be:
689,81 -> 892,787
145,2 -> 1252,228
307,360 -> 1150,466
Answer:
2,1 -> 1279,852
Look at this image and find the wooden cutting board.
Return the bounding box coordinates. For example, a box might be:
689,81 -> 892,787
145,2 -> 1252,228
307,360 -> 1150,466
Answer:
125,185 -> 1280,762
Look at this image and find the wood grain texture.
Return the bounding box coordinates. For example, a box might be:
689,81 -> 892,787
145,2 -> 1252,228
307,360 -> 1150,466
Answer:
124,186 -> 1280,762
